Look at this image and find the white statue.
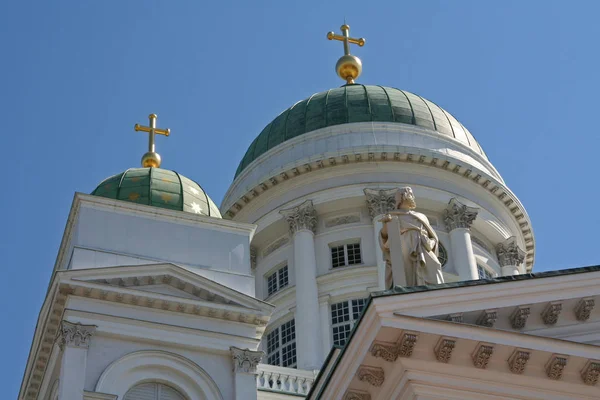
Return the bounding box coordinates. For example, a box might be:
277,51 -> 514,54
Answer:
379,187 -> 444,287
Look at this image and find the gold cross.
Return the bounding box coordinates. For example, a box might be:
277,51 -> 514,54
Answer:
326,24 -> 366,84
327,24 -> 365,56
134,114 -> 170,168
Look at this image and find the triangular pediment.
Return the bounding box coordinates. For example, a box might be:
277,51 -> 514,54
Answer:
65,263 -> 272,317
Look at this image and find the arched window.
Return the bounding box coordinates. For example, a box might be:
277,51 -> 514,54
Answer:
124,383 -> 186,400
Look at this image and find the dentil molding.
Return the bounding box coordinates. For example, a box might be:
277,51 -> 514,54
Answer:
356,366 -> 385,387
508,349 -> 530,374
370,332 -> 418,362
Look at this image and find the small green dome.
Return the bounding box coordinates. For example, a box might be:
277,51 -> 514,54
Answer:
235,84 -> 485,178
92,168 -> 221,218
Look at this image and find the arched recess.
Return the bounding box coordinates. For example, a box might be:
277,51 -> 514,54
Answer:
95,350 -> 224,400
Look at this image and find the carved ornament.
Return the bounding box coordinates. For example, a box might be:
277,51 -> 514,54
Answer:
448,313 -> 463,323
344,390 -> 371,400
364,188 -> 397,219
510,306 -> 531,330
472,344 -> 494,369
280,200 -> 318,234
546,355 -> 568,380
496,237 -> 526,267
508,349 -> 530,374
250,246 -> 257,269
56,321 -> 96,350
444,198 -> 478,231
230,346 -> 264,374
581,361 -> 600,386
356,366 -> 385,387
541,302 -> 562,326
370,332 -> 418,361
434,338 -> 456,363
575,298 -> 595,322
476,309 -> 498,327
263,236 -> 290,257
325,214 -> 361,228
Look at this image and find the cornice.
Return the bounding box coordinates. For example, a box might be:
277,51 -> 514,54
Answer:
222,148 -> 535,269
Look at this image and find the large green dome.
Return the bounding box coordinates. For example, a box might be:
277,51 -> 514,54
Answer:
92,168 -> 221,217
235,84 -> 485,178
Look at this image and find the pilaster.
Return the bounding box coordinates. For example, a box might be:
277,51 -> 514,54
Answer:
230,347 -> 263,400
444,198 -> 479,281
57,321 -> 96,400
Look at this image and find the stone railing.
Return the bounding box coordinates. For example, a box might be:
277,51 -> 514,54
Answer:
256,364 -> 319,396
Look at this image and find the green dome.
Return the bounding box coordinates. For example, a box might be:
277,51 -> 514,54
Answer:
92,168 -> 221,218
235,84 -> 485,178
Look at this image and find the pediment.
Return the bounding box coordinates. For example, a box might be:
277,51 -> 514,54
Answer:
64,263 -> 273,317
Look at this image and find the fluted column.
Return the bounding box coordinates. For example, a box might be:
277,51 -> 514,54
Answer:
280,200 -> 322,370
364,188 -> 397,290
230,346 -> 263,400
444,198 -> 479,281
497,237 -> 526,276
56,321 -> 96,400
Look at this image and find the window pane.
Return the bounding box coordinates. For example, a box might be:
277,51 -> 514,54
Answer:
279,265 -> 289,289
267,329 -> 279,354
347,243 -> 362,265
281,319 -> 296,344
332,324 -> 352,346
331,245 -> 346,268
281,342 -> 297,367
267,352 -> 280,366
351,298 -> 367,320
267,273 -> 277,296
331,302 -> 350,325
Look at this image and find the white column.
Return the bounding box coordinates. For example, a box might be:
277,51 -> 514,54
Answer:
230,347 -> 263,400
444,198 -> 479,281
280,200 -> 322,370
57,321 -> 96,400
319,295 -> 331,355
497,237 -> 526,276
364,189 -> 397,290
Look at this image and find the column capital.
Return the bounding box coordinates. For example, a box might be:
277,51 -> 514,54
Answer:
280,200 -> 318,234
496,237 -> 526,267
364,188 -> 397,219
230,346 -> 264,374
444,198 -> 478,231
57,321 -> 96,350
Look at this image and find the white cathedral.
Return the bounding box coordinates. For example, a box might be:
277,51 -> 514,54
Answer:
19,25 -> 600,400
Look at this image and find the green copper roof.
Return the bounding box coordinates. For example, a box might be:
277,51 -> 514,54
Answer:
91,168 -> 221,218
235,84 -> 485,178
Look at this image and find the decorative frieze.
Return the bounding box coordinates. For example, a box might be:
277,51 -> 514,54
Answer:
364,188 -> 397,219
541,302 -> 562,326
546,355 -> 568,380
344,390 -> 371,400
448,313 -> 463,323
434,338 -> 456,363
370,332 -> 418,361
325,214 -> 361,228
510,306 -> 531,330
496,237 -> 526,267
56,321 -> 96,350
575,298 -> 595,322
250,246 -> 257,269
280,200 -> 318,234
476,309 -> 498,328
472,344 -> 494,369
508,349 -> 530,374
581,360 -> 600,386
444,198 -> 478,231
230,346 -> 263,374
471,236 -> 491,253
356,366 -> 385,387
263,236 -> 290,257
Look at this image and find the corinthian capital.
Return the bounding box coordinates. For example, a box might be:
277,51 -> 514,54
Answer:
280,200 -> 318,234
364,188 -> 397,219
444,198 -> 478,231
230,346 -> 264,374
57,321 -> 96,350
496,237 -> 525,267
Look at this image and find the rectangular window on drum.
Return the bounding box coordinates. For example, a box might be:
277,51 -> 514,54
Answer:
265,319 -> 297,368
330,242 -> 362,269
330,298 -> 367,347
266,265 -> 289,297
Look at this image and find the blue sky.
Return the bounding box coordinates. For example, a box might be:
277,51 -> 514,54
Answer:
3,0 -> 600,396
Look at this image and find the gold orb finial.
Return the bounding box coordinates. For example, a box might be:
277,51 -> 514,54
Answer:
134,113 -> 171,168
326,23 -> 366,84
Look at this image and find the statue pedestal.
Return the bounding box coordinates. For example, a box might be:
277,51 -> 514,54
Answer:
386,216 -> 408,287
